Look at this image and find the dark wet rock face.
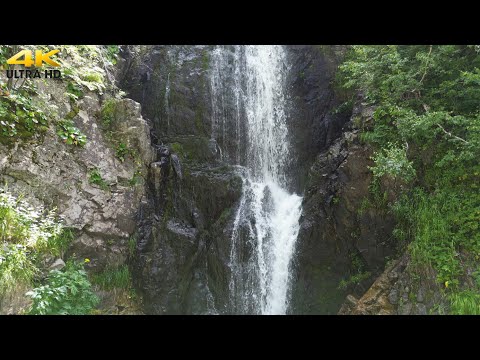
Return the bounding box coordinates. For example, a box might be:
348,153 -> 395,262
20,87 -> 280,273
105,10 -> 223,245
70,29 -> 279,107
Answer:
291,99 -> 396,314
284,45 -> 351,193
134,159 -> 242,314
119,45 -> 382,314
119,45 -> 214,141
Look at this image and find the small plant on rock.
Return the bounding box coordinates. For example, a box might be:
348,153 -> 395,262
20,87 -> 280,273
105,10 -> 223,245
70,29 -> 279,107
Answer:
57,120 -> 87,146
115,142 -> 129,162
89,168 -> 109,190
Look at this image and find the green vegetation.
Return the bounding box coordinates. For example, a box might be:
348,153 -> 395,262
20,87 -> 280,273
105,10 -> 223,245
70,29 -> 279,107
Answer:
0,45 -> 131,314
44,227 -> 75,258
370,143 -> 415,183
89,168 -> 109,190
449,290 -> 480,315
1,188 -> 98,314
339,45 -> 480,313
92,264 -> 131,291
0,45 -> 122,148
56,120 -> 87,146
27,260 -> 98,315
100,98 -> 117,128
115,142 -> 129,162
99,98 -> 139,166
338,251 -> 371,290
128,235 -> 137,257
0,86 -> 49,143
1,188 -> 63,293
338,271 -> 371,290
170,142 -> 184,155
1,45 -> 121,146
0,186 -> 90,315
59,45 -> 108,94
105,45 -> 120,65
129,170 -> 143,186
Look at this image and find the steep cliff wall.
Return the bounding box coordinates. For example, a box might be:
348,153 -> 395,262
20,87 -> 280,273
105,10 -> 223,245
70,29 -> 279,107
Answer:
0,68 -> 154,314
119,45 -> 243,314
291,98 -> 396,314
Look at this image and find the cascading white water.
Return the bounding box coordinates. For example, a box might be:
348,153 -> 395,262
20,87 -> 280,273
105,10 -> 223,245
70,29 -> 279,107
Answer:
211,45 -> 302,315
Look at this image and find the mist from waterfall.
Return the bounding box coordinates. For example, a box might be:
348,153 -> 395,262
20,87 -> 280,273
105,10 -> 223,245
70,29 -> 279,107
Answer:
210,45 -> 302,315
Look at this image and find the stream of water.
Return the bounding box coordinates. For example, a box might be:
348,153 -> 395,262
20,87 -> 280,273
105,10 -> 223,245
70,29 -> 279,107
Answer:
211,45 -> 302,315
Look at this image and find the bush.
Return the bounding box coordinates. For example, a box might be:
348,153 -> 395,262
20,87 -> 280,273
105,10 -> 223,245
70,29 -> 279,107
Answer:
338,45 -> 480,313
0,188 -> 66,294
56,120 -> 87,147
0,92 -> 49,141
115,142 -> 129,162
370,143 -> 415,183
26,261 -> 98,315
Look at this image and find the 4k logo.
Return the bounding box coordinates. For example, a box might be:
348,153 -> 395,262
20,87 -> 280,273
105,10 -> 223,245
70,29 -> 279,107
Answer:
4,48 -> 62,79
7,49 -> 60,68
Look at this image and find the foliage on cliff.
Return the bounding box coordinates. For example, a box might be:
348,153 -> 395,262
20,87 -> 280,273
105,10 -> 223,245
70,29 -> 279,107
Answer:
0,187 -> 98,314
339,45 -> 480,314
0,45 -> 119,145
0,45 -> 121,314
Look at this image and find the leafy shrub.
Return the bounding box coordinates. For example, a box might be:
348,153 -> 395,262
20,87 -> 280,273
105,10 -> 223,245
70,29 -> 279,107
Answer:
26,261 -> 99,315
65,81 -> 84,101
56,120 -> 87,146
370,143 -> 415,183
0,188 -> 65,294
59,46 -> 106,94
338,45 -> 480,312
47,228 -> 75,258
105,45 -> 119,65
0,92 -> 48,140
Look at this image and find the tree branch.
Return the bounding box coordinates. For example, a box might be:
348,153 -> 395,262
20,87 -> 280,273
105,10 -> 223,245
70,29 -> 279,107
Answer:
419,45 -> 433,85
436,123 -> 469,144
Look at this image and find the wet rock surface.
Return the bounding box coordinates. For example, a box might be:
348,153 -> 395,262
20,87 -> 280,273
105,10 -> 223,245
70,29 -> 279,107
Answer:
119,45 -> 353,314
291,99 -> 397,314
339,252 -> 449,315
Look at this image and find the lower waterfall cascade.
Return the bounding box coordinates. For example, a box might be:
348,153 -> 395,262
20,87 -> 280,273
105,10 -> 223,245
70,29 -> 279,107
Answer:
210,45 -> 303,315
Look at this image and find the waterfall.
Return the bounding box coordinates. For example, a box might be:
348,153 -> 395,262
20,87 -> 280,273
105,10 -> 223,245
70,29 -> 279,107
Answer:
211,45 -> 303,315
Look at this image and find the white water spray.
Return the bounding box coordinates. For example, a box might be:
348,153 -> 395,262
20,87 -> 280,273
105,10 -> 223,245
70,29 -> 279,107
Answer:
211,45 -> 302,315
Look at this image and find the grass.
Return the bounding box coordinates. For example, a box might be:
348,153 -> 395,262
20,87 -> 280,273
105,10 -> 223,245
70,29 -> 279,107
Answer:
394,189 -> 463,288
449,290 -> 480,315
91,264 -> 131,291
393,187 -> 480,313
42,227 -> 75,257
100,98 -> 117,128
128,236 -> 136,257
